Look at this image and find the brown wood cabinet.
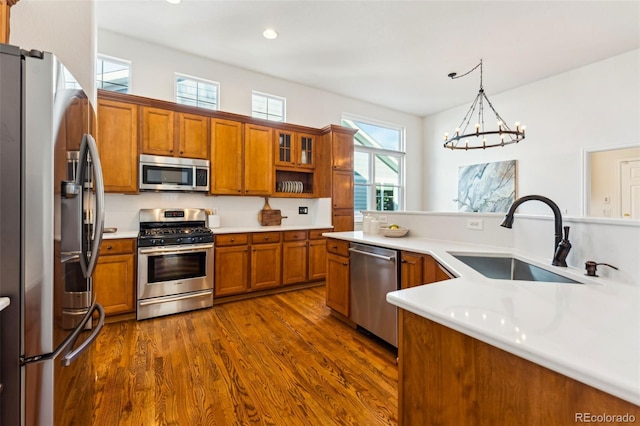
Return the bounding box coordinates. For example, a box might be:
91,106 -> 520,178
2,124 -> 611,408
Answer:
244,124 -> 274,196
401,251 -> 453,289
141,107 -> 208,159
399,309 -> 640,425
308,229 -> 330,281
210,118 -> 243,195
274,130 -> 316,170
282,231 -> 308,285
250,232 -> 282,290
93,239 -> 136,316
325,238 -> 350,317
328,127 -> 356,232
177,112 -> 209,159
96,98 -> 138,193
214,233 -> 250,297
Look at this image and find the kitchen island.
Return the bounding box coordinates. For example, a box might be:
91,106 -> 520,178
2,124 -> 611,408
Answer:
324,231 -> 640,423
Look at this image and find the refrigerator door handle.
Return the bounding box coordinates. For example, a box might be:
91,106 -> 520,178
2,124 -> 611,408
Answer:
77,134 -> 105,278
62,302 -> 105,367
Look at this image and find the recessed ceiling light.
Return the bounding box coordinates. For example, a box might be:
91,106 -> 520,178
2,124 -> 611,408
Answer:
166,0 -> 181,4
263,29 -> 278,40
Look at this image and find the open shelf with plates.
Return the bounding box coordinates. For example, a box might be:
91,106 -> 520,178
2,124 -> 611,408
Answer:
274,169 -> 314,197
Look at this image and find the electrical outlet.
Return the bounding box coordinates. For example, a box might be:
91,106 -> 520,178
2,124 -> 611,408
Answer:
604,196 -> 610,204
298,206 -> 308,215
378,215 -> 388,224
466,219 -> 483,230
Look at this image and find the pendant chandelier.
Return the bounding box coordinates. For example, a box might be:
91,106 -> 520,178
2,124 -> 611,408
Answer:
443,60 -> 525,150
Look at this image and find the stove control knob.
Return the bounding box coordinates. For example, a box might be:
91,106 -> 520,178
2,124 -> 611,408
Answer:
160,239 -> 165,244
151,239 -> 158,245
199,236 -> 204,242
176,238 -> 182,244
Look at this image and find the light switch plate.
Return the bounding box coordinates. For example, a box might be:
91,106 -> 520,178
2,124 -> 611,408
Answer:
467,219 -> 483,230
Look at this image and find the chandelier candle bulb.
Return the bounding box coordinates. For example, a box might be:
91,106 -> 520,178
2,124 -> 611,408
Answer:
475,123 -> 480,135
515,122 -> 521,131
455,128 -> 460,136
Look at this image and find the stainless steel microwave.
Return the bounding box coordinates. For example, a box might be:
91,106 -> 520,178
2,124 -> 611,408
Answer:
139,154 -> 210,192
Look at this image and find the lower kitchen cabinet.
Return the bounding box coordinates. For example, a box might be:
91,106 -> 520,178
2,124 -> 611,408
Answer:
308,229 -> 330,281
325,238 -> 350,317
93,238 -> 136,316
282,231 -> 308,286
401,251 -> 454,289
251,232 -> 282,290
214,234 -> 250,297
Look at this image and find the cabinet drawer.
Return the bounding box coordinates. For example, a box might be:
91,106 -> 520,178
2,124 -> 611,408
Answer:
215,233 -> 249,246
326,239 -> 349,257
283,230 -> 307,242
309,229 -> 331,240
99,238 -> 135,255
251,232 -> 281,244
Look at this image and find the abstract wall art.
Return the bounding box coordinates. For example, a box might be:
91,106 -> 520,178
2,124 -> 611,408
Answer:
456,160 -> 517,212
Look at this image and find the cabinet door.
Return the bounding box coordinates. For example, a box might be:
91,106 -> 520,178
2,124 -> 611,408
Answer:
282,241 -> 308,285
401,251 -> 426,289
297,133 -> 315,169
332,208 -> 354,232
332,169 -> 354,209
210,118 -> 243,195
65,95 -> 88,151
141,106 -> 175,156
244,124 -> 274,196
178,112 -> 208,159
96,99 -> 138,193
308,238 -> 327,281
93,254 -> 135,316
326,253 -> 350,317
425,255 -> 454,283
275,130 -> 294,167
214,245 -> 250,296
331,130 -> 354,170
251,242 -> 282,290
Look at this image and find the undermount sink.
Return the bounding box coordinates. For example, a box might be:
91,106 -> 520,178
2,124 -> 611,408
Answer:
451,254 -> 582,284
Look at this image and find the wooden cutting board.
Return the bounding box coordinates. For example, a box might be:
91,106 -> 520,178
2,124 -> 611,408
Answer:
258,197 -> 286,226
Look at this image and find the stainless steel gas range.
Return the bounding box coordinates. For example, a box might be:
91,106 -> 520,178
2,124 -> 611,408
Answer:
137,208 -> 214,320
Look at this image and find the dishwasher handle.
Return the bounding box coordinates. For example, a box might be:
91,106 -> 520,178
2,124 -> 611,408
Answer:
348,247 -> 396,262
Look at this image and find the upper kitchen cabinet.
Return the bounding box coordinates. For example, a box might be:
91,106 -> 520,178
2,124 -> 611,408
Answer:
274,130 -> 316,170
96,95 -> 138,193
177,112 -> 209,159
210,118 -> 243,195
141,106 -> 209,159
244,124 -> 274,196
325,125 -> 357,231
210,121 -> 273,196
331,128 -> 355,171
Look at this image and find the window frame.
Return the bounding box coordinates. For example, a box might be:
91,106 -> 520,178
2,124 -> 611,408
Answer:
251,90 -> 287,122
174,73 -> 220,111
96,54 -> 132,94
343,114 -> 406,221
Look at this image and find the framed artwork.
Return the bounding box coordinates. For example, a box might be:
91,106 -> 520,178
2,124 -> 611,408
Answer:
457,160 -> 516,212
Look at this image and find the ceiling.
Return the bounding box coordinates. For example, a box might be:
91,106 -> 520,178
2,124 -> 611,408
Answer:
96,1 -> 640,117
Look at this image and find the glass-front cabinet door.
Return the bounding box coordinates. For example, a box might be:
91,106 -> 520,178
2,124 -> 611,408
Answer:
275,130 -> 315,169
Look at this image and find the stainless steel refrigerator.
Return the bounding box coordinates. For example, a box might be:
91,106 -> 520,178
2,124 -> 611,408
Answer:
0,44 -> 106,425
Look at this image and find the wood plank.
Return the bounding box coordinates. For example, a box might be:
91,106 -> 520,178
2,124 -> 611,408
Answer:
92,286 -> 398,425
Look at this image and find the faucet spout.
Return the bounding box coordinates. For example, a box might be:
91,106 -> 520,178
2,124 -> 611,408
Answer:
500,195 -> 569,267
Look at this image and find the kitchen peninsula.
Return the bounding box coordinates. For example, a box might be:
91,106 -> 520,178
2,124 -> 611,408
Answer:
324,228 -> 640,424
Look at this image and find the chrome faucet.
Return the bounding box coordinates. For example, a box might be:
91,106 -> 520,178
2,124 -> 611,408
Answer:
500,195 -> 571,267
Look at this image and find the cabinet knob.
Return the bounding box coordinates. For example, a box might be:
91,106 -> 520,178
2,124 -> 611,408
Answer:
230,238 -> 235,242
180,151 -> 184,155
342,262 -> 348,266
332,245 -> 338,249
106,245 -> 113,250
169,150 -> 173,153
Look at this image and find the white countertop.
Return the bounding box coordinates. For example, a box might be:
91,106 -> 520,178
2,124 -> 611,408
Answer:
101,225 -> 332,240
324,231 -> 640,406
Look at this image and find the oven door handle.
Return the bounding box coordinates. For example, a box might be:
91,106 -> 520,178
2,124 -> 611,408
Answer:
139,290 -> 213,307
139,243 -> 214,255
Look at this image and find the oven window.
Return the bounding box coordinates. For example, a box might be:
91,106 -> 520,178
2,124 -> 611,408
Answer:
143,165 -> 193,186
148,251 -> 206,283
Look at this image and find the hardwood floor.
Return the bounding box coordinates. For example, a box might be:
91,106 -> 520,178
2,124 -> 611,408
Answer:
91,286 -> 398,425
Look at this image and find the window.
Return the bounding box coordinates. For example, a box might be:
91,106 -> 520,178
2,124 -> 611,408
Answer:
96,55 -> 131,93
252,91 -> 286,122
175,74 -> 219,110
342,115 -> 405,221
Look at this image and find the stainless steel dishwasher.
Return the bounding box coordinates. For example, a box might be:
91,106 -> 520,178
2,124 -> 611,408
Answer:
349,242 -> 400,347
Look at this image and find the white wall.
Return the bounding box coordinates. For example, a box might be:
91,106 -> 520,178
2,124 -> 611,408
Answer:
10,0 -> 96,103
423,49 -> 640,216
97,29 -> 424,210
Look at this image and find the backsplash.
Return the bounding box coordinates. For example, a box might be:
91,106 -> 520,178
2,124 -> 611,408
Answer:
104,193 -> 332,232
363,211 -> 640,285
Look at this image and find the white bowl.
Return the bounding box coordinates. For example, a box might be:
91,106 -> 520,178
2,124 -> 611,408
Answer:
380,226 -> 409,237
